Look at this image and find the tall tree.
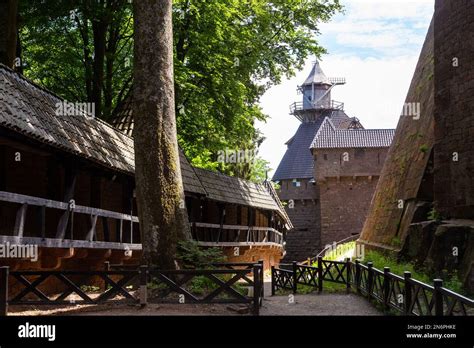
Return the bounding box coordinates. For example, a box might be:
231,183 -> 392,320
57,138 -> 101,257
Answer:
133,0 -> 191,268
0,0 -> 18,68
19,0 -> 341,180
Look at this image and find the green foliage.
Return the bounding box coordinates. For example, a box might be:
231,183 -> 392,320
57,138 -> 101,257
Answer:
176,240 -> 226,268
391,236 -> 402,248
80,285 -> 100,292
19,0 -> 134,120
323,241 -> 356,261
363,250 -> 465,295
19,0 -> 342,180
427,207 -> 443,222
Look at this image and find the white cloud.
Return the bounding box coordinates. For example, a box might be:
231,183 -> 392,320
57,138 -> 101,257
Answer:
344,0 -> 434,21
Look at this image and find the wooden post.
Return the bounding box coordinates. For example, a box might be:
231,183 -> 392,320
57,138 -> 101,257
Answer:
404,271 -> 412,315
0,266 -> 8,316
258,260 -> 264,299
383,267 -> 390,311
433,279 -> 443,316
271,266 -> 275,296
139,265 -> 148,307
103,261 -> 111,291
253,264 -> 261,315
345,258 -> 351,292
367,262 -> 374,300
355,260 -> 361,294
317,256 -> 323,293
292,261 -> 297,294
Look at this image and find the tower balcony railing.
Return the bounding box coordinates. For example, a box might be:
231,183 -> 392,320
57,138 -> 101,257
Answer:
290,100 -> 344,114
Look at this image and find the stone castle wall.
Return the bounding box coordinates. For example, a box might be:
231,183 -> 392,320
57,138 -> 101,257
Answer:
278,179 -> 321,262
314,147 -> 388,247
359,21 -> 435,248
433,0 -> 474,219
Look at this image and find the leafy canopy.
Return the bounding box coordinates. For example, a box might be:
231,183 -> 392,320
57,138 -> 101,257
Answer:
19,0 -> 342,181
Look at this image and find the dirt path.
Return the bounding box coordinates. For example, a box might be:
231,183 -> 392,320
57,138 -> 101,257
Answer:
8,279 -> 382,316
260,292 -> 382,316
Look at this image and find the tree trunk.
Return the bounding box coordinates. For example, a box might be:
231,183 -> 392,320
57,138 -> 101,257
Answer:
0,0 -> 18,68
133,0 -> 191,269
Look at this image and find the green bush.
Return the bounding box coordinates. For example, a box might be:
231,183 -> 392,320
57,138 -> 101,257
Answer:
176,240 -> 226,268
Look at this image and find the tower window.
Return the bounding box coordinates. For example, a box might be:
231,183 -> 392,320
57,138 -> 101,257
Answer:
324,154 -> 328,160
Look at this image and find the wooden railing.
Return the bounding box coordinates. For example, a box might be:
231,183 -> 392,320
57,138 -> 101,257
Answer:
289,100 -> 344,114
0,191 -> 139,248
271,257 -> 474,316
0,191 -> 284,250
0,262 -> 264,316
191,222 -> 284,247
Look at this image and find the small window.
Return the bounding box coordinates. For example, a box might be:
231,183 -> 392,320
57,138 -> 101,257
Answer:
323,154 -> 328,160
292,179 -> 301,187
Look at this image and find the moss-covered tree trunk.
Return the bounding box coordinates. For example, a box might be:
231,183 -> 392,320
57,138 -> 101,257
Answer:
132,0 -> 191,269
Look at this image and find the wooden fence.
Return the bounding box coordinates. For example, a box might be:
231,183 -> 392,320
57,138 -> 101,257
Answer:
0,261 -> 264,316
271,257 -> 474,316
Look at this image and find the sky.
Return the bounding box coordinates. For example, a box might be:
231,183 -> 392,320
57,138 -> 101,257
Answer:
257,0 -> 434,177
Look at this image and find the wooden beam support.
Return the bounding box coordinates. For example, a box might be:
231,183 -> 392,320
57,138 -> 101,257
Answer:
13,203 -> 28,237
86,215 -> 98,242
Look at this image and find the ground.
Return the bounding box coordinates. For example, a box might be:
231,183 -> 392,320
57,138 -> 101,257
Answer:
260,293 -> 381,316
8,280 -> 382,316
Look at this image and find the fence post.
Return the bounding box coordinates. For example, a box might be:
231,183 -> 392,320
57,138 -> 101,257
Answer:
253,264 -> 261,315
345,258 -> 351,292
383,267 -> 390,311
271,266 -> 276,296
404,271 -> 412,315
103,261 -> 110,291
355,260 -> 361,294
292,261 -> 297,294
139,265 -> 148,307
367,262 -> 374,300
258,260 -> 264,299
433,279 -> 444,316
0,267 -> 8,316
317,256 -> 323,293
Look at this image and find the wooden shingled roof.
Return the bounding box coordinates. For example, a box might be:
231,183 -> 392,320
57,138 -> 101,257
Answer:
0,64 -> 289,221
193,167 -> 284,212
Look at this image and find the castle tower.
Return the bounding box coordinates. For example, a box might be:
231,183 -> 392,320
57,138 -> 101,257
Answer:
273,61 -> 350,261
274,61 -> 394,262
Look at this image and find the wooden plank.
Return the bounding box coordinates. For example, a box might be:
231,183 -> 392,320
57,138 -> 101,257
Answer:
13,203 -> 28,237
0,235 -> 142,250
86,215 -> 98,242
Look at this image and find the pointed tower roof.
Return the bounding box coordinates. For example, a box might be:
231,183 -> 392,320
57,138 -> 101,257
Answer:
302,60 -> 331,86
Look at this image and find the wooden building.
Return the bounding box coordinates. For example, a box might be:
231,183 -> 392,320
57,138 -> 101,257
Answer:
0,64 -> 292,272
